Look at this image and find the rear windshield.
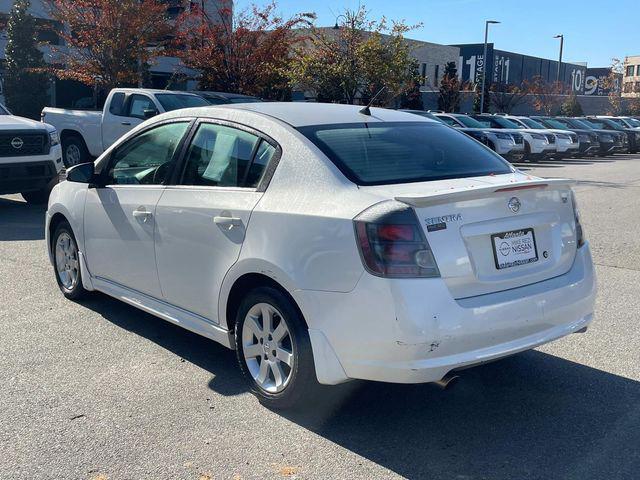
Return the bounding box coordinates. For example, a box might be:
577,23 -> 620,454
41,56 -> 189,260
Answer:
156,94 -> 209,111
298,122 -> 512,186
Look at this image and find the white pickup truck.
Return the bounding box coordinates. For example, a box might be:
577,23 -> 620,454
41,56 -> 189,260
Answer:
41,88 -> 209,166
0,103 -> 63,204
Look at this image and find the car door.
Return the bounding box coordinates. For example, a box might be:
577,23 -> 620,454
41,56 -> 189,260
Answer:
84,120 -> 191,298
154,121 -> 279,322
102,93 -> 159,149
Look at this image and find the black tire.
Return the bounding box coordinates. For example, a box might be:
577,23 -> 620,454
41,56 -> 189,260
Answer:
52,221 -> 88,300
62,135 -> 89,167
234,286 -> 322,409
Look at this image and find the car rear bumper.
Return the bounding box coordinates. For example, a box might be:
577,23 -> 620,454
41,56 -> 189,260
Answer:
298,243 -> 596,385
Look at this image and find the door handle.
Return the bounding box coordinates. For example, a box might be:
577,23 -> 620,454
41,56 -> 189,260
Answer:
121,121 -> 131,126
213,216 -> 242,227
133,208 -> 153,222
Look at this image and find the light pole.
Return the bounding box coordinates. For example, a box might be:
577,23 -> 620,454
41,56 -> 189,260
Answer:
481,20 -> 500,114
554,34 -> 564,83
333,14 -> 347,29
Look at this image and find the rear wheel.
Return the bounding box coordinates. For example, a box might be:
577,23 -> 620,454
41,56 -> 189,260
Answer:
234,286 -> 322,409
62,135 -> 88,167
53,221 -> 87,300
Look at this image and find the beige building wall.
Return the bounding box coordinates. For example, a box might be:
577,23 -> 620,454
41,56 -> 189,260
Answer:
622,55 -> 640,98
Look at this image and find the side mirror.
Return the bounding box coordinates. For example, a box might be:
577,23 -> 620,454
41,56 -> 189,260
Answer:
143,108 -> 158,119
66,162 -> 95,184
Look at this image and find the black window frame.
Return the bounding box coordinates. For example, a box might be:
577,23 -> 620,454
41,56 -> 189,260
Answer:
172,118 -> 282,192
98,118 -> 195,187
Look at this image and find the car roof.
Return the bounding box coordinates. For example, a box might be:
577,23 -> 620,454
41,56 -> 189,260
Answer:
221,102 -> 438,127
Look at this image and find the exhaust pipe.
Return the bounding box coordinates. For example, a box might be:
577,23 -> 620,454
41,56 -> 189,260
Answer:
433,373 -> 460,390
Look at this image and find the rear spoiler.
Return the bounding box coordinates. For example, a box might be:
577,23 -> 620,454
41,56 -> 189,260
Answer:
395,178 -> 576,207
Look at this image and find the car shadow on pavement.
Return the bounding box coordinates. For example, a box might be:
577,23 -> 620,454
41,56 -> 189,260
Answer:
280,351 -> 640,480
81,292 -> 640,479
0,196 -> 46,241
77,293 -> 247,397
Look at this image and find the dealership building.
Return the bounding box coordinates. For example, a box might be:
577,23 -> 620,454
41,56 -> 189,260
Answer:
454,43 -> 589,94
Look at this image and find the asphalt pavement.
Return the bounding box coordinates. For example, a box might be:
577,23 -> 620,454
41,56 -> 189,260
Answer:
1,154 -> 639,480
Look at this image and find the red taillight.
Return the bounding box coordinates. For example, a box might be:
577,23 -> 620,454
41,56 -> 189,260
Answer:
376,224 -> 415,241
354,201 -> 440,278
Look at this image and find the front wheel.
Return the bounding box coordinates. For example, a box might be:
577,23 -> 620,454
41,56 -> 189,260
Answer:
234,286 -> 322,409
62,135 -> 88,167
52,221 -> 88,300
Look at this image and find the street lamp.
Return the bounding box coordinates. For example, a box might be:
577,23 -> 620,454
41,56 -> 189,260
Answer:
333,14 -> 347,30
481,20 -> 500,114
554,34 -> 564,83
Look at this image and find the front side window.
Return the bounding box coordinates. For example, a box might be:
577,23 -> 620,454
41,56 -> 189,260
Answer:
299,122 -> 512,186
128,94 -> 157,119
181,123 -> 269,188
108,122 -> 189,185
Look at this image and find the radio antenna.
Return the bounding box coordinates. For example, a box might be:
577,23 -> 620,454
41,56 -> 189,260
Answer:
359,85 -> 387,116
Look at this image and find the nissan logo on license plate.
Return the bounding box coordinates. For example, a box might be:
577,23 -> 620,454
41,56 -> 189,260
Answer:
11,137 -> 24,149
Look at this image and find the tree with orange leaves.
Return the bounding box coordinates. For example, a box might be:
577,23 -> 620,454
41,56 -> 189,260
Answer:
173,1 -> 314,100
45,0 -> 176,91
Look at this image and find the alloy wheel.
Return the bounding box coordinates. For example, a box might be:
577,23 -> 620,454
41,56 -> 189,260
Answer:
55,232 -> 79,291
241,302 -> 294,393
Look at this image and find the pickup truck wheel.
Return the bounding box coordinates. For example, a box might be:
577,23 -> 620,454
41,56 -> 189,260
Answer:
62,136 -> 88,167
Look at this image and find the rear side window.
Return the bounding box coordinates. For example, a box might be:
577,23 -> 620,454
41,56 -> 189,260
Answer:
181,123 -> 265,187
299,122 -> 512,186
109,93 -> 125,115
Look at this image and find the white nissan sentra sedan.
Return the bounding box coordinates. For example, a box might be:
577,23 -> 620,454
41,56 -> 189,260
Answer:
46,103 -> 596,408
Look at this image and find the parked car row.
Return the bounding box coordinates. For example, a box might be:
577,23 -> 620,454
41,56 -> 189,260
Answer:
402,109 -> 640,162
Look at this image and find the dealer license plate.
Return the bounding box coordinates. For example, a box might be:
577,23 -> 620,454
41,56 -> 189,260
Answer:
491,228 -> 538,270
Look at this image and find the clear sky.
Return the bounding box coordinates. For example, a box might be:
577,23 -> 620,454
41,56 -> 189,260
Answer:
235,0 -> 639,67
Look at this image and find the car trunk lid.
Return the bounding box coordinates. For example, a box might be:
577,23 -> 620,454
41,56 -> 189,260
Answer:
361,174 -> 579,299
